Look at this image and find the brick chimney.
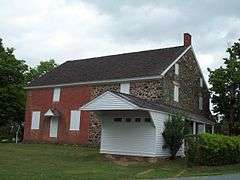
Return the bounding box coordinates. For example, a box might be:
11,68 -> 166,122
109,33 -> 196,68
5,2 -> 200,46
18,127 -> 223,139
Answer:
184,33 -> 191,47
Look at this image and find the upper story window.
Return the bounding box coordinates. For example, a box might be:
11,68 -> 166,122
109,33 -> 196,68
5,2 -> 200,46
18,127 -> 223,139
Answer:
70,110 -> 81,131
53,88 -> 61,102
120,82 -> 130,94
31,111 -> 41,130
174,84 -> 179,102
200,78 -> 203,87
175,63 -> 179,75
199,96 -> 203,110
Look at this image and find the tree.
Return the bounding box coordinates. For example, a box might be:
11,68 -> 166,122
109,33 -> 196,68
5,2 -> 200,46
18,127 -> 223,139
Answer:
208,39 -> 240,135
0,39 -> 28,127
26,59 -> 57,83
162,113 -> 188,159
0,38 -> 57,142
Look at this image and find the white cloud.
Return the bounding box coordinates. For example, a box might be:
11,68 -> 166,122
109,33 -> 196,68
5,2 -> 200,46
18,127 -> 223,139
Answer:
0,0 -> 239,75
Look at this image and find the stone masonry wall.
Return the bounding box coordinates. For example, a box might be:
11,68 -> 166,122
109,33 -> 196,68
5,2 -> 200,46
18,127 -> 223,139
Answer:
88,84 -> 120,145
88,49 -> 211,145
162,49 -> 211,117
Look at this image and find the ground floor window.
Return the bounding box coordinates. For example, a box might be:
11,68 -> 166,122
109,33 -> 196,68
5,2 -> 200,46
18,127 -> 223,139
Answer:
69,110 -> 81,131
31,111 -> 41,130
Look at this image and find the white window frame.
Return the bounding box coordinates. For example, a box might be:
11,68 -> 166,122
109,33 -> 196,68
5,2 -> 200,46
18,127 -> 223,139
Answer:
70,110 -> 81,131
120,82 -> 130,94
53,88 -> 61,102
174,85 -> 179,102
200,78 -> 203,87
199,96 -> 203,110
175,63 -> 179,75
31,111 -> 41,130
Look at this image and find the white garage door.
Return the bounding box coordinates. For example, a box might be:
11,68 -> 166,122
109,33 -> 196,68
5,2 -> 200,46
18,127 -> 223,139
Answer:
100,117 -> 156,157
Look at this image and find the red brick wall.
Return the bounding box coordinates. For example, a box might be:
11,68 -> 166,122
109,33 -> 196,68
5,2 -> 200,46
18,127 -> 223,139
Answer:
23,85 -> 91,144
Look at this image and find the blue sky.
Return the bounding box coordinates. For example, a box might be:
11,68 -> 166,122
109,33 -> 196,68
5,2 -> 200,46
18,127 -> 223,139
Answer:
1,0 -> 240,81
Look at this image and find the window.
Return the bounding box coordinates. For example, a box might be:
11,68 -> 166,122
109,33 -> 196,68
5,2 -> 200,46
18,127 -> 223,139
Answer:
197,123 -> 205,134
174,85 -> 179,102
70,110 -> 81,130
125,118 -> 132,122
144,118 -> 151,122
199,96 -> 203,110
175,63 -> 179,75
135,118 -> 141,122
120,83 -> 130,94
200,78 -> 203,87
31,111 -> 40,130
113,118 -> 122,122
53,88 -> 61,102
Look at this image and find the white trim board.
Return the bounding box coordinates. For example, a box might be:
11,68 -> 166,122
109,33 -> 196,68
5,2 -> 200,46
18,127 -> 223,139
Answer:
190,47 -> 210,91
26,75 -> 163,90
161,45 -> 191,76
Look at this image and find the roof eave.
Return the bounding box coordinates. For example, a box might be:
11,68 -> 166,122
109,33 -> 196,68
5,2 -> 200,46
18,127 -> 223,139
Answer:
25,75 -> 164,90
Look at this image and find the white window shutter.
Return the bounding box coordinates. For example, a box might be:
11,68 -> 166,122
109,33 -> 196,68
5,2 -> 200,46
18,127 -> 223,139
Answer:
70,110 -> 81,131
31,111 -> 41,130
199,96 -> 203,110
174,85 -> 179,102
120,83 -> 130,94
200,78 -> 203,87
53,88 -> 61,102
175,63 -> 179,75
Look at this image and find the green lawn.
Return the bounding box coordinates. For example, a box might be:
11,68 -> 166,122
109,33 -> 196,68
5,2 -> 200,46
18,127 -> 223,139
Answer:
0,144 -> 240,179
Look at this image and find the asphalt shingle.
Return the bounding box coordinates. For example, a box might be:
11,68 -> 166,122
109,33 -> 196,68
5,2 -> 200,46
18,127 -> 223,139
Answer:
28,46 -> 187,87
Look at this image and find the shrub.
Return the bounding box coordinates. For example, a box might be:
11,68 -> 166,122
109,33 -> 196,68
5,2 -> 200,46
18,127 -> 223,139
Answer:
162,113 -> 188,159
185,133 -> 240,166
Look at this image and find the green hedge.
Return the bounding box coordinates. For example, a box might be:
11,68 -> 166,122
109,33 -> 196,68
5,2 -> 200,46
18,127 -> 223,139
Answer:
185,133 -> 240,166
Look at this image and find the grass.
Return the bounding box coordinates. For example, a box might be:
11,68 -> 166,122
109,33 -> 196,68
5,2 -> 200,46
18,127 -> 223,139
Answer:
0,143 -> 240,179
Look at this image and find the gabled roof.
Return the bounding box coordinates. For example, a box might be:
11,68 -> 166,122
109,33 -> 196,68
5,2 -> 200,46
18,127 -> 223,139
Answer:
81,91 -> 215,125
28,45 -> 189,88
44,108 -> 60,117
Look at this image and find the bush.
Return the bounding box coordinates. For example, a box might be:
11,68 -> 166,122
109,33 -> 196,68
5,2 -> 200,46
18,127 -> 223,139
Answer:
162,113 -> 188,159
185,133 -> 240,166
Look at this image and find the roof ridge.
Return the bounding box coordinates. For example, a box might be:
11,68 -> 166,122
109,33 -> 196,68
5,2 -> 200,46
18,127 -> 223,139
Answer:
67,45 -> 185,63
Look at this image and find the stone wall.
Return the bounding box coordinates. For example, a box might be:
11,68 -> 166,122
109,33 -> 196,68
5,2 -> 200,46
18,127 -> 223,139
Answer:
87,49 -> 211,145
88,83 -> 120,145
130,79 -> 164,101
162,49 -> 211,117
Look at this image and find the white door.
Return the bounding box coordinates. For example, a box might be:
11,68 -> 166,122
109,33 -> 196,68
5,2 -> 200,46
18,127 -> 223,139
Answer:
50,117 -> 58,138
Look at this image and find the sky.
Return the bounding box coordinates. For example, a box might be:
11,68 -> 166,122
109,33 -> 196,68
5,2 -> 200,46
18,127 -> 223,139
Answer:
0,0 -> 240,82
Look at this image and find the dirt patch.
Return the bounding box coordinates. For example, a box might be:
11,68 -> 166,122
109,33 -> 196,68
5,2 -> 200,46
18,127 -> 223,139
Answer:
113,160 -> 139,166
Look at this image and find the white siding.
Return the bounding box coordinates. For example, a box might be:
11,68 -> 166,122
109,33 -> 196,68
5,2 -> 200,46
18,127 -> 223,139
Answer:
120,83 -> 130,94
70,110 -> 81,130
81,92 -> 137,111
53,88 -> 61,102
31,111 -> 40,130
100,112 -> 156,157
150,111 -> 184,157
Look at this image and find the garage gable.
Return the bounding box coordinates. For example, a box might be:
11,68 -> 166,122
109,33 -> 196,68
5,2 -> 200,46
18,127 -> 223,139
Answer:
80,91 -> 139,111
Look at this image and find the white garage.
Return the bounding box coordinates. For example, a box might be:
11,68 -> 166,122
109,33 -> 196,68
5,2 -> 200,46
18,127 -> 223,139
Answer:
81,91 -> 213,157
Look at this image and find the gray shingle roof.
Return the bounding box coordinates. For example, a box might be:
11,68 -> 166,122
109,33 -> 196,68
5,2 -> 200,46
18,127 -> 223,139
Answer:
28,46 -> 187,87
112,91 -> 215,125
